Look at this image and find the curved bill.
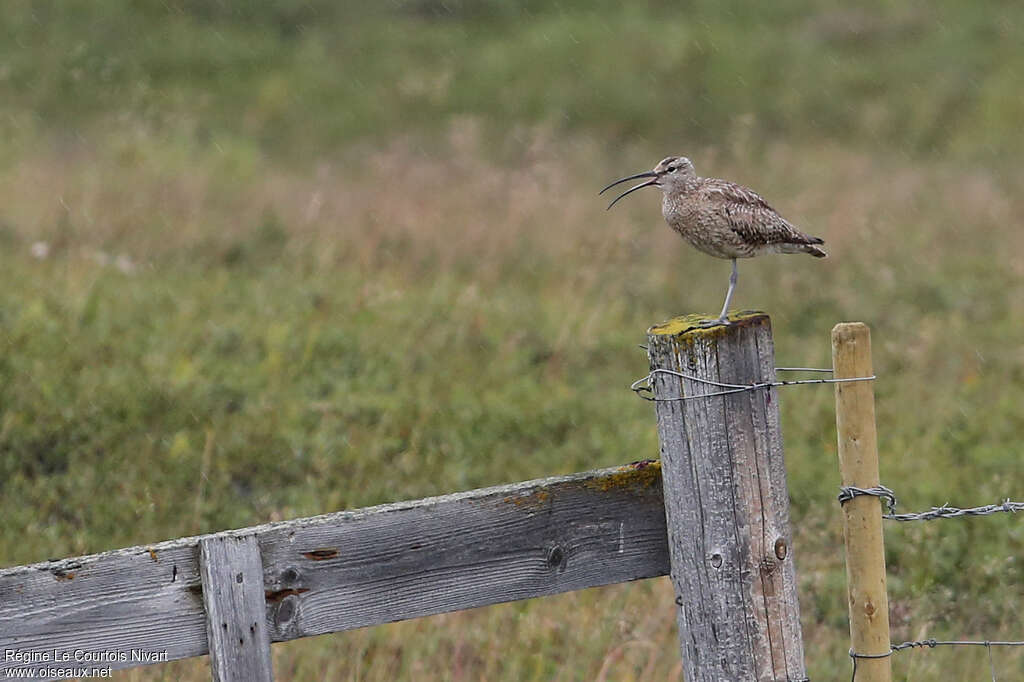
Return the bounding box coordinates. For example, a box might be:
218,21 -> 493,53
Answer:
602,174 -> 659,208
599,171 -> 658,195
598,168 -> 655,206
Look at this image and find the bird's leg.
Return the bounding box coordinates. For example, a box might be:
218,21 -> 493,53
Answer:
696,259 -> 738,328
716,258 -> 738,323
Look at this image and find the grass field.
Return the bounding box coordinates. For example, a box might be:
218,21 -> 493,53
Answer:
3,2 -> 1024,680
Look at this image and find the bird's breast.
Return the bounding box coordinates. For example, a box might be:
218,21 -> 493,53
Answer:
661,197 -> 695,235
662,197 -> 709,243
661,196 -> 753,259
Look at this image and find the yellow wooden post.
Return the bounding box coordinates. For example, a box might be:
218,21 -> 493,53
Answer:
832,323 -> 892,682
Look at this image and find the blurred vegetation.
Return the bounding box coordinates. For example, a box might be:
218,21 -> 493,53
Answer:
3,0 -> 1024,160
2,1 -> 1024,680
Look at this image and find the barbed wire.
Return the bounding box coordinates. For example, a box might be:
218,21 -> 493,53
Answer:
887,499 -> 1024,522
837,485 -> 1024,522
839,487 -> 1024,679
837,485 -> 898,514
630,367 -> 875,402
850,639 -> 1024,682
632,354 -> 1023,680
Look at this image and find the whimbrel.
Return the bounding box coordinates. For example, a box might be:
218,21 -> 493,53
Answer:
601,156 -> 826,324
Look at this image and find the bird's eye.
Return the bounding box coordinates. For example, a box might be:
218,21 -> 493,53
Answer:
666,166 -> 676,173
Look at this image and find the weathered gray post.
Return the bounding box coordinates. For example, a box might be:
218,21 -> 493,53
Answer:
199,534 -> 275,682
646,312 -> 806,682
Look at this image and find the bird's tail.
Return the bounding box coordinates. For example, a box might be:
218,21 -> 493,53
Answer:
780,238 -> 827,257
803,243 -> 827,258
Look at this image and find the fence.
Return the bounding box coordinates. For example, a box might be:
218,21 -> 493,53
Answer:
832,323 -> 1024,682
0,313 -> 1018,680
0,463 -> 671,680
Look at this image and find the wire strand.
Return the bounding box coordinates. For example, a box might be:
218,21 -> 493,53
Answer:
850,639 -> 1024,682
630,367 -> 875,401
837,485 -> 1024,522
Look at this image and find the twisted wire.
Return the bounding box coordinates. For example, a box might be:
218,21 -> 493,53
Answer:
837,485 -> 1023,522
630,367 -> 875,402
839,490 -> 1024,680
849,639 -> 1024,682
631,358 -> 1023,680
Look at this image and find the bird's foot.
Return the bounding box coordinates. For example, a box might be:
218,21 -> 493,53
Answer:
697,317 -> 730,329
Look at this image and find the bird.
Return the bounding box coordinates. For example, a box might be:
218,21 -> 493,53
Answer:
600,156 -> 826,325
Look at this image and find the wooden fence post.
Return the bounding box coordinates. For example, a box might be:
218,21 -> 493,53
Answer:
647,312 -> 806,682
832,323 -> 891,682
199,534 -> 275,682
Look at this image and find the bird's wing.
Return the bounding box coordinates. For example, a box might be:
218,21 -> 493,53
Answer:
700,180 -> 821,246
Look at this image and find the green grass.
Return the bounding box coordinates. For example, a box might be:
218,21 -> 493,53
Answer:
4,0 -> 1024,161
2,1 -> 1024,679
3,132 -> 1024,679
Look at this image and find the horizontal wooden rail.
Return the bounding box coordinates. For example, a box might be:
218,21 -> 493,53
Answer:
0,463 -> 667,679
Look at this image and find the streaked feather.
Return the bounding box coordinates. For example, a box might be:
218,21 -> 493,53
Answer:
699,180 -> 822,249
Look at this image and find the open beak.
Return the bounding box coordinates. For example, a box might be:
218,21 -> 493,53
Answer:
599,171 -> 660,209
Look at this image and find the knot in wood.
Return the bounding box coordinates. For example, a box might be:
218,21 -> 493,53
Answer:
275,595 -> 298,626
546,545 -> 566,570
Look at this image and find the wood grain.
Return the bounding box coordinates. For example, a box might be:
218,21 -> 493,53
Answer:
647,312 -> 806,682
199,535 -> 274,682
832,322 -> 892,682
0,464 -> 668,680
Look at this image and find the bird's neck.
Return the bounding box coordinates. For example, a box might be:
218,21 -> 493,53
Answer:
667,176 -> 700,195
661,192 -> 682,221
661,180 -> 699,212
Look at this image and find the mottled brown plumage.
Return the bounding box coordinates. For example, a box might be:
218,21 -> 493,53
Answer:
601,156 -> 826,322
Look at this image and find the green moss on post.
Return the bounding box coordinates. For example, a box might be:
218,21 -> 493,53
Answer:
582,461 -> 662,494
645,311 -> 806,681
648,310 -> 768,340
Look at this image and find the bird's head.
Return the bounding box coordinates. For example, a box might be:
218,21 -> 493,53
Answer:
600,156 -> 696,209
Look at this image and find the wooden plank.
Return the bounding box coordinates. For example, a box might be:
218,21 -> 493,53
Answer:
646,312 -> 807,682
0,463 -> 668,679
832,322 -> 892,682
199,535 -> 274,682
